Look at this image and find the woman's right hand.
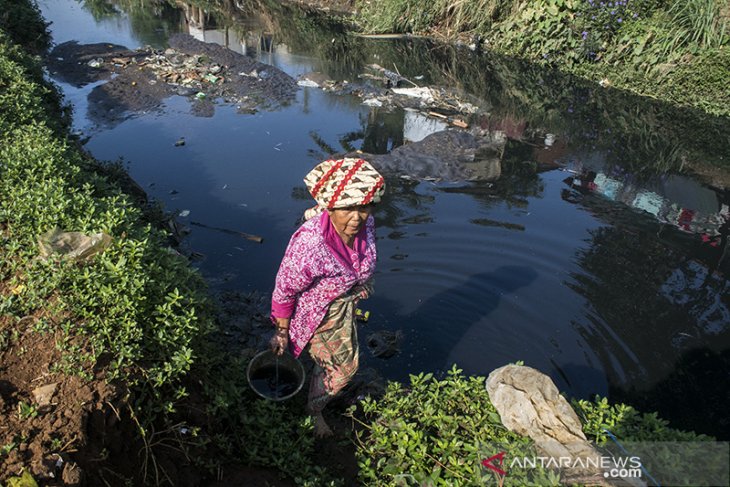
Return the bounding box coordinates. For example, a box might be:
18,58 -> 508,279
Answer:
270,328 -> 289,355
270,318 -> 291,355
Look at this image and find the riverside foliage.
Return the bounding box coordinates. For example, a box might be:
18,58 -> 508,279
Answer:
352,366 -> 712,486
0,0 -> 211,429
0,3 -> 344,484
357,0 -> 730,116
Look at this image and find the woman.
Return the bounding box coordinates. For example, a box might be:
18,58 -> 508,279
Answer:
270,157 -> 385,437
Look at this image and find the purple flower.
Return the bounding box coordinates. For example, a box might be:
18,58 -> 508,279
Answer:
617,17 -> 622,22
582,31 -> 588,39
633,12 -> 638,18
611,10 -> 616,14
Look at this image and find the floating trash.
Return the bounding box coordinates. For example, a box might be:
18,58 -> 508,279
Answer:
366,330 -> 403,359
363,98 -> 383,107
297,79 -> 319,88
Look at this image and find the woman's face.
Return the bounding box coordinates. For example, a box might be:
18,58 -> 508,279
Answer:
328,205 -> 373,238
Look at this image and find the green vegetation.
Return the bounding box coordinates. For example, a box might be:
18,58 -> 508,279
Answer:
0,25 -> 211,430
0,2 -> 342,484
357,0 -> 730,116
351,366 -> 561,486
573,395 -> 712,444
353,367 -> 714,486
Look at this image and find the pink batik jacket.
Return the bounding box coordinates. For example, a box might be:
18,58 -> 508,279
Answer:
271,212 -> 376,357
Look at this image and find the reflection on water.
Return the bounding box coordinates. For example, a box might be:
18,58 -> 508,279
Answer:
40,0 -> 730,438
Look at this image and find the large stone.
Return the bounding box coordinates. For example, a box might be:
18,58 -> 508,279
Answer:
486,365 -> 611,484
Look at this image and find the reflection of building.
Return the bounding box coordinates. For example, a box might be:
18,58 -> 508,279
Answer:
178,2 -> 283,58
563,168 -> 730,241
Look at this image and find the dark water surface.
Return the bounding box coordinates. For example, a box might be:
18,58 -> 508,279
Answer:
39,0 -> 730,438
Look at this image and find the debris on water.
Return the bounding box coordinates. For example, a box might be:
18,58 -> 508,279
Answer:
179,210 -> 190,217
174,137 -> 185,146
392,86 -> 435,103
189,251 -> 205,261
194,92 -> 206,100
366,330 -> 403,359
297,79 -> 320,87
365,63 -> 410,87
87,58 -> 103,68
356,308 -> 370,322
363,97 -> 383,107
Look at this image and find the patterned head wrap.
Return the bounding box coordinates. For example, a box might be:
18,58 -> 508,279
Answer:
304,158 -> 385,209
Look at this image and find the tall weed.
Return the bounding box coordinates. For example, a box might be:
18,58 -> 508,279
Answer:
665,0 -> 728,50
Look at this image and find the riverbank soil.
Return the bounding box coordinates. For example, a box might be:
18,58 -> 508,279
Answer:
46,33 -> 297,126
0,314 -> 140,485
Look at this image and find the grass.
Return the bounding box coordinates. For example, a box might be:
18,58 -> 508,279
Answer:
355,0 -> 730,117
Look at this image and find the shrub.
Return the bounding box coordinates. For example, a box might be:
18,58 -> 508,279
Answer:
0,0 -> 50,53
572,395 -> 713,444
0,16 -> 211,430
351,366 -> 561,486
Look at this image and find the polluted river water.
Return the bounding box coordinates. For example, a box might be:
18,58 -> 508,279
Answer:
39,0 -> 730,438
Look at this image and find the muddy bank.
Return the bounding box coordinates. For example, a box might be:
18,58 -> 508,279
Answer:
47,34 -> 297,126
0,316 -> 138,485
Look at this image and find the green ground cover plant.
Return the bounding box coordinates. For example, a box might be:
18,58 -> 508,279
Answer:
353,366 -> 714,486
0,4 -> 342,483
350,366 -> 561,486
0,26 -> 212,429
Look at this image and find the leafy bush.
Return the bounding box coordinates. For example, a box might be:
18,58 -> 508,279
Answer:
0,36 -> 64,135
0,15 -> 211,430
572,395 -> 713,444
0,0 -> 50,53
352,366 -> 560,486
573,396 -> 719,486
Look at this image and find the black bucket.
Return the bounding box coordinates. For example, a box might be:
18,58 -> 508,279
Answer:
246,350 -> 305,401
